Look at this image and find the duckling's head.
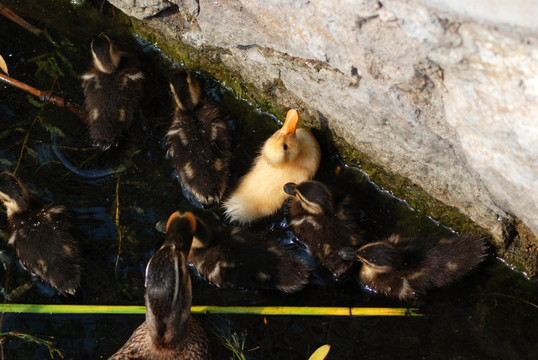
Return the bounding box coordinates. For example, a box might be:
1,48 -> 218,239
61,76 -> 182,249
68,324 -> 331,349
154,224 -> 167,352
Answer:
284,180 -> 334,215
90,33 -> 122,74
164,211 -> 197,257
169,70 -> 202,113
353,242 -> 399,274
0,172 -> 29,216
145,211 -> 196,348
261,109 -> 304,166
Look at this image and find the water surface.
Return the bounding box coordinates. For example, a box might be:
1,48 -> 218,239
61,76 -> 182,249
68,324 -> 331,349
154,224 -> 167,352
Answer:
0,2 -> 536,359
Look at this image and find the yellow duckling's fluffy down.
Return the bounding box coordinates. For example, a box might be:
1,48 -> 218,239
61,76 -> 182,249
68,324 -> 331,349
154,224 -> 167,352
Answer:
223,109 -> 320,224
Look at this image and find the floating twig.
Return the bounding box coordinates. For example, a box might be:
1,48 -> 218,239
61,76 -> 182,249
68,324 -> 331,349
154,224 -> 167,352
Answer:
483,292 -> 538,310
12,113 -> 40,176
0,3 -> 42,36
0,73 -> 86,120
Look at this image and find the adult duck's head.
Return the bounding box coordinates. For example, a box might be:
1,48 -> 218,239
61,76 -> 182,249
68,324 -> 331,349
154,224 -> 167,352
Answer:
144,211 -> 198,348
163,211 -> 197,257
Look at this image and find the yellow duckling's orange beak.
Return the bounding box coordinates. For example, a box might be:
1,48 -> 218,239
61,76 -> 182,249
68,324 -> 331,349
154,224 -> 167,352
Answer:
166,211 -> 197,233
280,109 -> 299,135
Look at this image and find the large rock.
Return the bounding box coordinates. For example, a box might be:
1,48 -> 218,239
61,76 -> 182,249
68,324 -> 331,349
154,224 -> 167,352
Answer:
107,0 -> 169,19
109,0 -> 538,275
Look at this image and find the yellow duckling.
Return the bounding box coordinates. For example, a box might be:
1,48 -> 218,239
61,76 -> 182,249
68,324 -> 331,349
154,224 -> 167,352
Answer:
0,172 -> 81,295
166,70 -> 232,206
81,33 -> 144,150
168,211 -> 311,293
109,210 -> 210,359
284,180 -> 365,278
223,109 -> 320,224
340,233 -> 487,300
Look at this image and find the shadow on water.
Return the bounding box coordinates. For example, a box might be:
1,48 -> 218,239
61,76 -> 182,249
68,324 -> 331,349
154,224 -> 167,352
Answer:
0,1 -> 537,359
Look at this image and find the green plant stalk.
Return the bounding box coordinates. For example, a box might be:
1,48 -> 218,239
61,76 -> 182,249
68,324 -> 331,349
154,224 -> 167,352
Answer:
220,331 -> 247,360
0,304 -> 422,316
0,330 -> 64,359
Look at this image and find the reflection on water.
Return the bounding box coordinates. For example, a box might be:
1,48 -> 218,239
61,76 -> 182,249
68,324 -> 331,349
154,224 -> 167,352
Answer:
51,133 -> 127,179
0,1 -> 537,359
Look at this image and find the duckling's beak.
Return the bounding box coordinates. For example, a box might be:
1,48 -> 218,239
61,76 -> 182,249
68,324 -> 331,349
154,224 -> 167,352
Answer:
280,109 -> 299,135
182,211 -> 197,233
166,211 -> 180,232
166,211 -> 197,233
283,182 -> 297,196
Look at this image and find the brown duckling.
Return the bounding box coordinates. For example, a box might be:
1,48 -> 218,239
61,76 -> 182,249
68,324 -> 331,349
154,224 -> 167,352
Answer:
109,210 -> 210,359
284,180 -> 365,278
340,232 -> 487,300
0,172 -> 81,295
166,70 -> 232,206
81,33 -> 144,150
167,211 -> 311,293
223,109 -> 320,224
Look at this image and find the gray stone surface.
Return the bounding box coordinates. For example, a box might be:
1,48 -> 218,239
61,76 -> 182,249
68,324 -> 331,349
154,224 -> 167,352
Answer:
108,0 -> 170,20
110,0 -> 538,255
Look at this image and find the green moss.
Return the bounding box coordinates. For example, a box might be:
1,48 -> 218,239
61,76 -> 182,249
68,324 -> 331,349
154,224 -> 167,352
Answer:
504,220 -> 538,278
130,19 -> 285,120
320,130 -> 488,235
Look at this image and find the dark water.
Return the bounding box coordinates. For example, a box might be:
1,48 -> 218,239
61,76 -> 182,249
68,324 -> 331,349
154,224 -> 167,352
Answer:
0,1 -> 537,359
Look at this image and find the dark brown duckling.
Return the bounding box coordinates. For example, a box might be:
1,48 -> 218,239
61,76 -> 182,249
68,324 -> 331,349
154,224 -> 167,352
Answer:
109,211 -> 210,360
81,33 -> 144,150
340,232 -> 487,300
169,211 -> 311,293
284,180 -> 365,278
166,70 -> 232,206
0,172 -> 81,295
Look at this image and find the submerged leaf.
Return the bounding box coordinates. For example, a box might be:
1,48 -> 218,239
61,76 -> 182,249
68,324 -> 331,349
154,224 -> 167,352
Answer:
43,28 -> 60,49
25,146 -> 39,161
0,54 -> 8,75
0,127 -> 25,140
0,250 -> 11,265
28,52 -> 65,78
0,331 -> 64,359
0,158 -> 15,168
27,52 -> 54,63
5,283 -> 35,302
26,94 -> 47,108
308,344 -> 331,360
55,50 -> 79,79
39,118 -> 66,138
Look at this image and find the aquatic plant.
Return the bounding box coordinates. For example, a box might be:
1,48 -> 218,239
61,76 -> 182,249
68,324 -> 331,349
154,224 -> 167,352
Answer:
0,331 -> 64,359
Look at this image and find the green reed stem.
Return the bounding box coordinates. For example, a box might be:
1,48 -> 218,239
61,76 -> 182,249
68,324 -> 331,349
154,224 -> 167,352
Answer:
0,304 -> 422,316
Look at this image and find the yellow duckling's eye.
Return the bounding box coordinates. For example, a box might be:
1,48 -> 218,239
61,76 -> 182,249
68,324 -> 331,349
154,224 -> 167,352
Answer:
283,144 -> 288,151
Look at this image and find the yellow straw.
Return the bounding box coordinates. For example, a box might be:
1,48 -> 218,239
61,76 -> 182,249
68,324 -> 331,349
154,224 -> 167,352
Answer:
0,304 -> 422,316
